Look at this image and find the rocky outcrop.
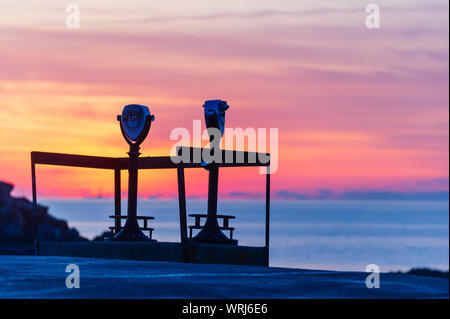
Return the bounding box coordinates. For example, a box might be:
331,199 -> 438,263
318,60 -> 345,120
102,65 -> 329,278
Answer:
0,181 -> 85,243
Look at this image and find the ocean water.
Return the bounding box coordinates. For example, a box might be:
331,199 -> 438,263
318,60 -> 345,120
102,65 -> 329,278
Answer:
40,199 -> 449,272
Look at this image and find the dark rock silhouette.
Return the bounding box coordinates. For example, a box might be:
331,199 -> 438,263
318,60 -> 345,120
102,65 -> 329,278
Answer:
391,268 -> 449,279
0,181 -> 85,244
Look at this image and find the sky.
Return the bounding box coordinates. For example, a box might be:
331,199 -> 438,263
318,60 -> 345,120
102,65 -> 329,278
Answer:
0,0 -> 448,199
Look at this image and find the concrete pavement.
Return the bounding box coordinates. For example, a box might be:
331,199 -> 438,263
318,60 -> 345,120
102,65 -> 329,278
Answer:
0,255 -> 447,298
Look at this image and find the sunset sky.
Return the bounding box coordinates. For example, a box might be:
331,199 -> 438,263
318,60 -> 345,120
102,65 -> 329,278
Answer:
0,0 -> 448,199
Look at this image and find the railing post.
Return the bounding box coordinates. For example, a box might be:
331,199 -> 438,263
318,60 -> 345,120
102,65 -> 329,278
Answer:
265,165 -> 271,266
31,157 -> 39,255
177,165 -> 188,261
114,169 -> 121,234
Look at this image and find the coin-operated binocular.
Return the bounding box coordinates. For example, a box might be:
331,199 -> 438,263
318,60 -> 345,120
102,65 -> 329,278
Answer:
203,99 -> 228,139
119,104 -> 154,147
191,100 -> 237,245
201,100 -> 229,168
113,104 -> 155,241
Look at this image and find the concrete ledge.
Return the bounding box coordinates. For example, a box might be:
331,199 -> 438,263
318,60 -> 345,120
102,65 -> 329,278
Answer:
187,242 -> 267,266
40,241 -> 183,262
39,241 -> 267,266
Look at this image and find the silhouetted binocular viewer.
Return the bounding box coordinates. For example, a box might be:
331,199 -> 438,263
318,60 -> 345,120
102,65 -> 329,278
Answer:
117,104 -> 155,147
117,100 -> 229,147
203,99 -> 229,139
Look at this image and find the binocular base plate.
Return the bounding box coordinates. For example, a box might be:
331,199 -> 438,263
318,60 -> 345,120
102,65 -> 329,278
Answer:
190,227 -> 238,245
111,227 -> 154,242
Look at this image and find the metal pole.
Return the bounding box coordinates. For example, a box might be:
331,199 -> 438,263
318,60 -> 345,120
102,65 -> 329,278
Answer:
31,161 -> 39,255
177,166 -> 188,242
114,169 -> 121,234
177,166 -> 188,261
207,167 -> 219,220
265,166 -> 271,266
128,147 -> 138,220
